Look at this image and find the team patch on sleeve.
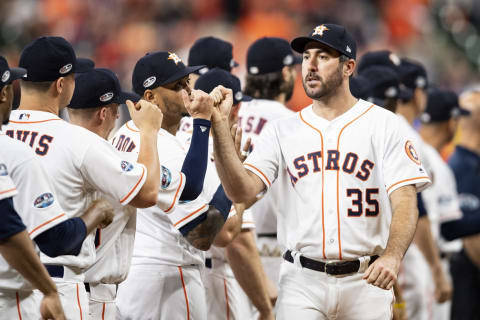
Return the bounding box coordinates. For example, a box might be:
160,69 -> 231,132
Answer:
34,192 -> 54,208
405,140 -> 421,165
161,166 -> 172,189
0,163 -> 8,176
121,160 -> 134,172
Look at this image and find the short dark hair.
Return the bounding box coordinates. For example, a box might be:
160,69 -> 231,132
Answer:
244,67 -> 294,100
20,79 -> 55,92
339,54 -> 349,63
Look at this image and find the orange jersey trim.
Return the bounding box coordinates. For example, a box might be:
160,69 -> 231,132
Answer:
164,172 -> 184,213
173,204 -> 208,227
224,278 -> 230,320
76,283 -> 83,320
120,166 -> 146,204
16,292 -> 22,320
244,163 -> 271,187
178,266 -> 191,320
386,176 -> 431,194
28,213 -> 67,236
299,110 -> 326,259
101,303 -> 106,320
125,122 -> 139,133
9,119 -> 61,124
0,187 -> 16,195
335,104 -> 375,260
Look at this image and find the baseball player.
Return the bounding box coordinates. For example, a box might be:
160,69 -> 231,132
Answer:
419,89 -> 470,320
186,68 -> 276,320
210,24 -> 431,319
66,67 -> 215,319
113,51 -> 234,320
3,36 -> 164,319
446,86 -> 480,319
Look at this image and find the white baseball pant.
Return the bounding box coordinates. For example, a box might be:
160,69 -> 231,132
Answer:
0,290 -> 41,319
88,283 -> 117,320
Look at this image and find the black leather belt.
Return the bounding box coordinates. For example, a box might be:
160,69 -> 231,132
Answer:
45,265 -> 64,278
257,233 -> 277,238
205,258 -> 212,269
283,250 -> 378,275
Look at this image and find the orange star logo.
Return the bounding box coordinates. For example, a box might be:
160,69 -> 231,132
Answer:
312,25 -> 329,37
168,52 -> 182,65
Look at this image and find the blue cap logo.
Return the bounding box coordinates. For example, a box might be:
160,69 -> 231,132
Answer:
34,193 -> 54,208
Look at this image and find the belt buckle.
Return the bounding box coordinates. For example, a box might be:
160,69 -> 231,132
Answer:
323,260 -> 336,274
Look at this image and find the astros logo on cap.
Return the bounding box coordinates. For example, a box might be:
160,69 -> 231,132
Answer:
168,52 -> 182,65
312,25 -> 329,37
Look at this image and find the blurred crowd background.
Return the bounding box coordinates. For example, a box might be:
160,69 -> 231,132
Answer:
0,0 -> 479,112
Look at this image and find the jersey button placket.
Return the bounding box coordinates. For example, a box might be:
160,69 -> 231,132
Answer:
323,127 -> 339,259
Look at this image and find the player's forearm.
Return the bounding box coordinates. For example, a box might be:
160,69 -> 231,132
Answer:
414,216 -> 443,270
0,230 -> 57,296
211,113 -> 257,203
132,129 -> 160,208
226,230 -> 273,316
384,185 -> 419,261
213,204 -> 245,247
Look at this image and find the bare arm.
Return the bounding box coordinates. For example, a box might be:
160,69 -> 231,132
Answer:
183,206 -> 226,251
414,216 -> 452,303
127,100 -> 163,208
364,185 -> 418,290
0,230 -> 65,320
213,203 -> 245,247
79,199 -> 114,234
226,229 -> 274,320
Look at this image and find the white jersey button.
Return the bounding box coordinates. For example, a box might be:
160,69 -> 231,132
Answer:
329,238 -> 335,243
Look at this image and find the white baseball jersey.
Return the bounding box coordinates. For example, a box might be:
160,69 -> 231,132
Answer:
0,135 -> 68,291
3,110 -> 147,270
420,144 -> 462,253
238,99 -> 294,235
113,121 -> 226,266
85,141 -> 187,284
244,99 -> 431,260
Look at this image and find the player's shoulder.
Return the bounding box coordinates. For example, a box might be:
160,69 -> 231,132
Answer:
0,134 -> 37,166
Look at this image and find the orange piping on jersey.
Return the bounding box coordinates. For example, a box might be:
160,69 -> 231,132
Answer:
336,104 -> 375,260
9,119 -> 61,124
119,166 -> 146,204
164,173 -> 184,213
299,110 -> 326,259
102,303 -> 106,320
76,283 -> 83,320
29,213 -> 67,236
173,204 -> 208,227
0,187 -> 16,195
125,122 -> 139,132
244,163 -> 271,187
224,278 -> 230,320
178,266 -> 191,320
16,292 -> 22,320
386,176 -> 431,194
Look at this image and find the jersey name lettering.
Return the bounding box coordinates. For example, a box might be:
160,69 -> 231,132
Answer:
112,135 -> 136,153
5,130 -> 53,156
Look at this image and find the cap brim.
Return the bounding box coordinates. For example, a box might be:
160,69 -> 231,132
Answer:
291,37 -> 325,54
161,65 -> 206,86
8,67 -> 27,82
75,58 -> 95,73
114,91 -> 141,104
241,94 -> 253,102
459,107 -> 471,116
232,61 -> 239,68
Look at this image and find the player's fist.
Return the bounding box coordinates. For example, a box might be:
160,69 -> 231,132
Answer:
91,199 -> 114,229
181,89 -> 214,120
211,85 -> 233,118
433,266 -> 452,303
127,99 -> 163,132
363,254 -> 400,290
40,292 -> 66,320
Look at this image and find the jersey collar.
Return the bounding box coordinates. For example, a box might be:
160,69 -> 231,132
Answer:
9,110 -> 61,123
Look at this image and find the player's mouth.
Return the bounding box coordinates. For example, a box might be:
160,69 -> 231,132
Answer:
305,74 -> 321,86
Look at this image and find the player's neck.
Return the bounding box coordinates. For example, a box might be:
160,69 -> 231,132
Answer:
18,93 -> 61,116
274,93 -> 287,106
311,89 -> 358,121
162,120 -> 180,136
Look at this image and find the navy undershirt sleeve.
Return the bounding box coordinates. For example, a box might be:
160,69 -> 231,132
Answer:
417,193 -> 427,218
178,185 -> 232,236
180,119 -> 211,201
0,198 -> 26,241
441,214 -> 480,241
34,217 -> 87,257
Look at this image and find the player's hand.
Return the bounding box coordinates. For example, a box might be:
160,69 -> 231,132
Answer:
230,123 -> 251,162
127,99 -> 163,132
363,254 -> 400,290
265,277 -> 278,307
40,292 -> 66,320
257,311 -> 275,320
181,89 -> 214,120
433,266 -> 452,303
92,199 -> 114,229
210,85 -> 233,119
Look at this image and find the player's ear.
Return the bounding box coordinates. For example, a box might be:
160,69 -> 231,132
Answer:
143,89 -> 155,103
0,85 -> 8,102
55,77 -> 64,95
343,58 -> 355,78
99,107 -> 107,121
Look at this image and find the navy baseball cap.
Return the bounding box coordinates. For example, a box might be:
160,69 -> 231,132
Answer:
69,68 -> 139,109
0,56 -> 27,90
357,50 -> 401,74
291,24 -> 356,59
188,37 -> 238,74
398,58 -> 428,90
76,58 -> 95,73
195,68 -> 252,105
132,51 -> 204,95
247,37 -> 302,75
349,75 -> 372,100
359,65 -> 412,101
19,36 -> 92,82
420,89 -> 470,123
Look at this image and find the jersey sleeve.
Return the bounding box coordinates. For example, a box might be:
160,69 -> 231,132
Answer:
81,140 -> 147,206
383,119 -> 431,195
0,169 -> 17,200
10,157 -> 68,239
243,123 -> 281,190
157,166 -> 186,213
